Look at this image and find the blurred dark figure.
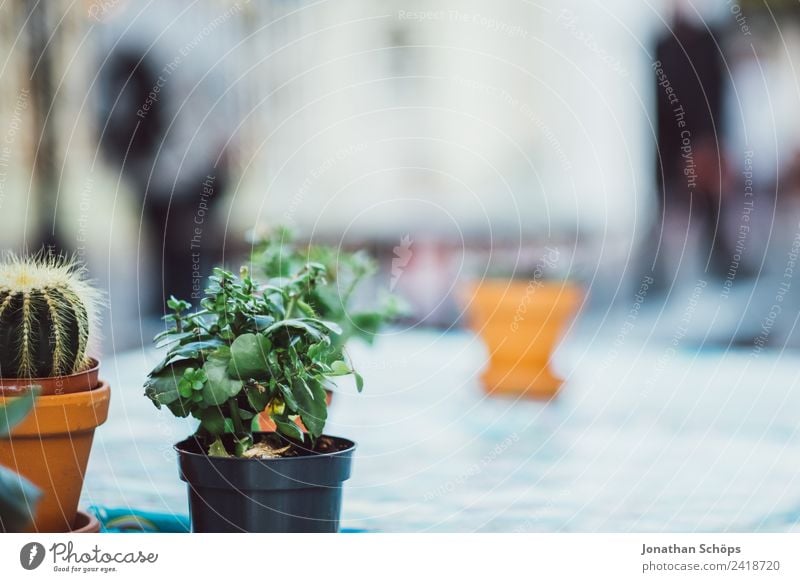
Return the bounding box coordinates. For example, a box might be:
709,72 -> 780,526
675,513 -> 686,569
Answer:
98,3 -> 237,311
98,50 -> 165,186
650,9 -> 731,284
98,46 -> 227,310
780,150 -> 800,196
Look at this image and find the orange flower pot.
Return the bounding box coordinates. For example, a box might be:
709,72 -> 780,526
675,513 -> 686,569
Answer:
464,280 -> 583,399
70,509 -> 101,533
0,359 -> 100,397
0,381 -> 111,532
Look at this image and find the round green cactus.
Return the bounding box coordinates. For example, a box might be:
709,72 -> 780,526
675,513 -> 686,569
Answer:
0,254 -> 99,378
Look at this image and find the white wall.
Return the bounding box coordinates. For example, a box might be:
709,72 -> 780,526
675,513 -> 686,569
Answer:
232,0 -> 662,244
0,0 -> 709,281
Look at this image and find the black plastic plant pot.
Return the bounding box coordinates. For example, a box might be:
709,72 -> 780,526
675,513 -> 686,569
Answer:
174,433 -> 356,533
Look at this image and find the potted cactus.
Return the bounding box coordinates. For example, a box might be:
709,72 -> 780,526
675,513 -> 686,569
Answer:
0,254 -> 110,532
145,264 -> 362,532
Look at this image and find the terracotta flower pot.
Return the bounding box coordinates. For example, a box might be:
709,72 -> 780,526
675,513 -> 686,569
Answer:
0,381 -> 111,532
464,280 -> 583,399
0,359 -> 100,397
70,509 -> 101,533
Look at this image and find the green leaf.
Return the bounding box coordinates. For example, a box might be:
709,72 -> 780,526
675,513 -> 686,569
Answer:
354,371 -> 364,393
0,390 -> 36,437
252,315 -> 276,332
244,384 -> 270,412
166,399 -> 193,417
330,360 -> 351,375
295,299 -> 317,318
144,363 -> 194,408
228,333 -> 272,380
207,437 -> 229,457
150,353 -> 195,376
154,330 -> 195,348
167,296 -> 191,312
262,319 -> 328,342
313,319 -> 343,336
277,382 -> 299,411
177,368 -> 198,398
351,311 -> 383,330
262,292 -> 286,318
272,415 -> 304,441
212,345 -> 231,359
202,357 -> 243,406
178,380 -> 193,398
350,311 -> 385,340
291,378 -> 327,438
168,339 -> 226,360
199,407 -> 226,436
306,343 -> 322,361
233,435 -> 253,456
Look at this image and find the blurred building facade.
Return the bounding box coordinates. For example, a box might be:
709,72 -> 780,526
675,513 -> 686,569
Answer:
3,0 -> 800,345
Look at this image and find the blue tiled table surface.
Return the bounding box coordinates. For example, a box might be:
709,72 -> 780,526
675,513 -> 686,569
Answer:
81,327 -> 800,532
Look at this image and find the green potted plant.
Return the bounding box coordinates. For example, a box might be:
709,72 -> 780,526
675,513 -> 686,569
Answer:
251,226 -> 398,349
0,254 -> 110,532
249,227 -> 398,430
145,263 -> 362,532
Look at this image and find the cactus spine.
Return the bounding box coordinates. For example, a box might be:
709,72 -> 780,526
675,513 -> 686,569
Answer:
0,254 -> 99,378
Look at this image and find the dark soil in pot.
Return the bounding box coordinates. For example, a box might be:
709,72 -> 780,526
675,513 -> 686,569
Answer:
175,432 -> 356,533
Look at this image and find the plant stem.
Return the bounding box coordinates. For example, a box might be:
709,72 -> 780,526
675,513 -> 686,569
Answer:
229,399 -> 245,438
342,275 -> 362,306
285,295 -> 297,319
296,299 -> 316,317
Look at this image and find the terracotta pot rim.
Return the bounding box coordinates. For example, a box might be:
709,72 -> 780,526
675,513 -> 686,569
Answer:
469,277 -> 579,284
21,379 -> 109,405
0,358 -> 100,397
464,280 -> 584,294
70,509 -> 101,533
2,381 -> 111,436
